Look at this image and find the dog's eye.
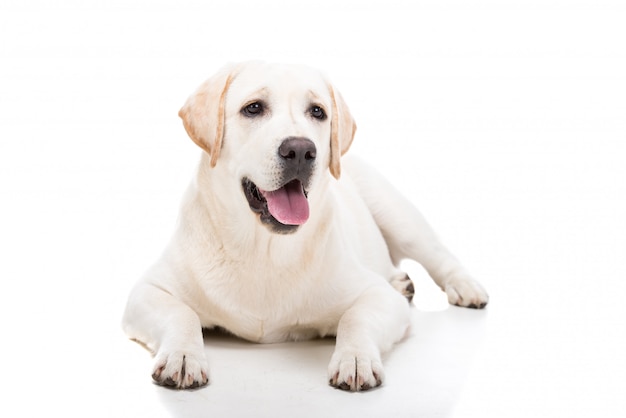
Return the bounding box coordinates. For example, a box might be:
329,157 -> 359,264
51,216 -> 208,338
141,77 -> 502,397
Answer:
242,102 -> 265,117
309,105 -> 327,120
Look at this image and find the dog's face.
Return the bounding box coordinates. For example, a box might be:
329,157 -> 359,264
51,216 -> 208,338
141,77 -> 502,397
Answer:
179,61 -> 356,234
225,64 -> 333,234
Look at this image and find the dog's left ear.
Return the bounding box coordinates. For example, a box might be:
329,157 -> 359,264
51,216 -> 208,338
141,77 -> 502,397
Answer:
179,63 -> 240,167
328,84 -> 357,179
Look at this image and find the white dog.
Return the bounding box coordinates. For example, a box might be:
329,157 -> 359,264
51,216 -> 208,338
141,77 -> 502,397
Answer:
122,61 -> 489,391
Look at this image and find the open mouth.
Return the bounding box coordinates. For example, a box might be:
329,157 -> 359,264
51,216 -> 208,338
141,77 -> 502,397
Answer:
242,178 -> 310,232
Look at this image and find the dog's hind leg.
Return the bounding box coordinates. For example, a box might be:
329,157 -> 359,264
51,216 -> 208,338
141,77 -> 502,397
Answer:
389,272 -> 415,303
343,156 -> 489,309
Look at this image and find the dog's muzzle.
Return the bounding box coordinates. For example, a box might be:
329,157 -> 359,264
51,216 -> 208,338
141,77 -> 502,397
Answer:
242,137 -> 316,234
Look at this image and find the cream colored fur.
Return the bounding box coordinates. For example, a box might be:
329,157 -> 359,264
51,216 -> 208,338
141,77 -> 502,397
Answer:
122,61 -> 489,391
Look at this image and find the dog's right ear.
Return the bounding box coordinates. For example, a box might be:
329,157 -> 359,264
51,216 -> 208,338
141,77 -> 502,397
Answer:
179,64 -> 240,167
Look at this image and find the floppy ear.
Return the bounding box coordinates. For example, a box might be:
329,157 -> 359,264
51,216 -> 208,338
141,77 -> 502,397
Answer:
328,84 -> 357,179
178,64 -> 239,167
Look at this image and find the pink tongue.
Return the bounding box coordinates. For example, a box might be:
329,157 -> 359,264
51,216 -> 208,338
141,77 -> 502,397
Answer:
260,181 -> 309,225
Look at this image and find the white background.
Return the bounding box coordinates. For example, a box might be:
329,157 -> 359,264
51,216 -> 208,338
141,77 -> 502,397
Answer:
1,1 -> 625,417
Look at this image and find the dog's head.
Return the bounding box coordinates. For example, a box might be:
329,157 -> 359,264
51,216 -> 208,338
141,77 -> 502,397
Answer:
179,61 -> 356,234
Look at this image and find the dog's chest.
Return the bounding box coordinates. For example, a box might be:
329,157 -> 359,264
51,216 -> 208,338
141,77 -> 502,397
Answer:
203,295 -> 340,344
235,317 -> 336,343
194,258 -> 343,343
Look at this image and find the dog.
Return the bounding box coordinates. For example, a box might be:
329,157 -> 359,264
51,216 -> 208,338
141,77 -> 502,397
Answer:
122,61 -> 489,391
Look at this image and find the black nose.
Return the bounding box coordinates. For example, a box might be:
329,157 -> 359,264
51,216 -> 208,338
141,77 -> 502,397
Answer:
278,137 -> 317,169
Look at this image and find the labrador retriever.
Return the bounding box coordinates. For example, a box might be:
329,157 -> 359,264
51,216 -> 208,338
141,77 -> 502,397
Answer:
122,61 -> 489,391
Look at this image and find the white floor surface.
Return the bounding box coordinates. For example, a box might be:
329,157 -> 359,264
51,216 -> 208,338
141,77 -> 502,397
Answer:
1,2 -> 625,417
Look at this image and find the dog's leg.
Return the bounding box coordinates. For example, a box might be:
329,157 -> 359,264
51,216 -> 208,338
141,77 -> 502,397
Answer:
389,272 -> 415,303
344,156 -> 489,308
328,284 -> 411,391
122,282 -> 209,389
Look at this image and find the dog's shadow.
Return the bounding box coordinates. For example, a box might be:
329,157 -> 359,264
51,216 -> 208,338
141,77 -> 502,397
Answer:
155,306 -> 488,418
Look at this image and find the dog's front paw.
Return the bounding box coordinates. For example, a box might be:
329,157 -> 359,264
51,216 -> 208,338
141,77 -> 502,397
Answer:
328,350 -> 384,392
152,350 -> 209,389
444,275 -> 489,309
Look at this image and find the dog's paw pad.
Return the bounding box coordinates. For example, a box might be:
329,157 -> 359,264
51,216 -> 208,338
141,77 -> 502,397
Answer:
328,352 -> 384,392
152,351 -> 209,389
444,276 -> 489,309
390,273 -> 415,303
